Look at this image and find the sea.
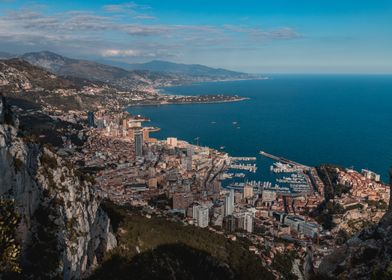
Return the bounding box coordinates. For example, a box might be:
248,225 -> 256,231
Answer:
127,75 -> 392,183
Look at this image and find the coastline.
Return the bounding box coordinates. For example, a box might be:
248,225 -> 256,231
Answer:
126,96 -> 250,107
155,77 -> 268,94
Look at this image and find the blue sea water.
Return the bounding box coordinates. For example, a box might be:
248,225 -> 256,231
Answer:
127,75 -> 392,182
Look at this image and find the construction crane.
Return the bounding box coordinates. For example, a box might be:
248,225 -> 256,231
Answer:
194,136 -> 200,146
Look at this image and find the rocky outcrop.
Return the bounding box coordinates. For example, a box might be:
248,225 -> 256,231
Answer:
0,59 -> 74,91
0,94 -> 116,279
318,168 -> 392,279
0,94 -> 4,123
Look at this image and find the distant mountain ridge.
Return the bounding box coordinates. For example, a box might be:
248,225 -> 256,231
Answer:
0,58 -> 75,91
18,51 -> 260,89
123,60 -> 252,78
21,51 -> 177,90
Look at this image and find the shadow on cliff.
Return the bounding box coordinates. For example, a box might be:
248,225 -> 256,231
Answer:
89,242 -> 235,280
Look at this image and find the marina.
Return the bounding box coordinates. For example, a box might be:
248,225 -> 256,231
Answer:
229,163 -> 257,173
270,162 -> 302,173
260,150 -> 311,170
230,156 -> 257,161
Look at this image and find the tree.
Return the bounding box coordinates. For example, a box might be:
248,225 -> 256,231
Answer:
0,199 -> 21,275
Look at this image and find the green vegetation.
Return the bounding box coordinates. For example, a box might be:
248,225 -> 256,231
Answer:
372,262 -> 392,280
24,201 -> 61,279
92,202 -> 274,280
272,251 -> 298,280
0,199 -> 22,277
347,219 -> 375,232
316,165 -> 349,201
41,152 -> 58,169
367,199 -> 388,210
312,201 -> 345,230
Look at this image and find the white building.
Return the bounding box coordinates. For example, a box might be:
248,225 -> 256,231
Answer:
166,137 -> 178,147
233,212 -> 254,233
224,189 -> 235,216
361,169 -> 381,182
193,205 -> 209,228
243,184 -> 254,199
244,213 -> 254,233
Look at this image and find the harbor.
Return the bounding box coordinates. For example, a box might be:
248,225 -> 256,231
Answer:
222,150 -> 314,197
260,150 -> 311,170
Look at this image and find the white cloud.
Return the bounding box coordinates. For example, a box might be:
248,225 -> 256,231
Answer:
102,49 -> 140,57
134,15 -> 156,20
103,2 -> 150,13
0,5 -> 302,62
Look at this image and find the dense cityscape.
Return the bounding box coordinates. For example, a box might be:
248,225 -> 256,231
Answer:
1,1 -> 392,280
52,103 -> 391,274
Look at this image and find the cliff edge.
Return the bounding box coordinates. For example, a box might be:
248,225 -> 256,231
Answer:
0,93 -> 116,279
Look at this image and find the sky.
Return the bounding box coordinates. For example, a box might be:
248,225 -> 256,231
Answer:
0,0 -> 391,73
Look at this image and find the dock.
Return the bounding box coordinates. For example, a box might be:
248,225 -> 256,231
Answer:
259,150 -> 311,170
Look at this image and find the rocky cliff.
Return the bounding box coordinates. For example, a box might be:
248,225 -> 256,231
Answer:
318,168 -> 392,279
0,94 -> 116,279
0,59 -> 75,92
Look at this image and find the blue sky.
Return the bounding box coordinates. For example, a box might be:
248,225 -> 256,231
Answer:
0,0 -> 391,73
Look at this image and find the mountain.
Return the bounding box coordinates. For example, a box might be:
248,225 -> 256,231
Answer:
21,51 -> 178,90
0,58 -> 75,91
0,94 -> 117,279
123,60 -> 257,79
20,51 -> 259,90
0,52 -> 16,59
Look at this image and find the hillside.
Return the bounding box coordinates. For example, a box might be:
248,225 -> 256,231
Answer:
124,60 -> 256,79
21,51 -> 179,90
90,203 -> 274,280
0,58 -> 75,91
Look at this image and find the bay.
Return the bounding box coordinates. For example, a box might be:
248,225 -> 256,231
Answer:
127,75 -> 392,182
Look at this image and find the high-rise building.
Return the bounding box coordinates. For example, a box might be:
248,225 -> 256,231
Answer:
233,212 -> 254,233
134,129 -> 143,157
243,184 -> 253,199
224,189 -> 235,216
87,111 -> 95,127
223,215 -> 236,232
244,213 -> 253,233
197,207 -> 209,228
192,205 -> 209,228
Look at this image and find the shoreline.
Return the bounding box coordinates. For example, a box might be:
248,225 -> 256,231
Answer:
126,97 -> 250,107
155,77 -> 268,95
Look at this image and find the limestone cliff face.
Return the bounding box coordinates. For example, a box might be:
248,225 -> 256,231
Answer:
318,169 -> 392,279
0,95 -> 116,279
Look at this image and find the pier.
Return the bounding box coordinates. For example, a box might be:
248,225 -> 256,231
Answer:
259,150 -> 311,170
229,163 -> 257,173
230,156 -> 257,161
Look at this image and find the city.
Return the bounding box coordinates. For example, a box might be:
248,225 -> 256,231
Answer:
60,107 -> 390,273
1,1 -> 392,279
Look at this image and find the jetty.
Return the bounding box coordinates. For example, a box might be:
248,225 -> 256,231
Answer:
259,150 -> 311,170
